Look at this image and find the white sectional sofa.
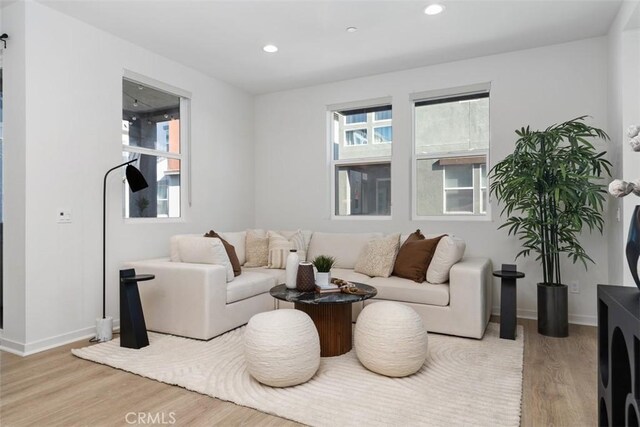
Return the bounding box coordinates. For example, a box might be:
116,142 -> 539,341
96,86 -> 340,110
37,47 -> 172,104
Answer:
126,230 -> 492,341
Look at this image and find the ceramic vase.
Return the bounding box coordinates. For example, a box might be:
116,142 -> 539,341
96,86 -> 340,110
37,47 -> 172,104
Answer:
296,262 -> 315,292
285,250 -> 299,289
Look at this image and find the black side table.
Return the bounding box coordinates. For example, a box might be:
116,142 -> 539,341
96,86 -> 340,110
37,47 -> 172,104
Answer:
493,264 -> 525,340
120,268 -> 154,349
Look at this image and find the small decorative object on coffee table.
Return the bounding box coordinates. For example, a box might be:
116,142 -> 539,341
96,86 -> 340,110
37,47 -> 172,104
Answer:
312,255 -> 336,289
296,262 -> 315,292
493,264 -> 524,340
270,283 -> 377,356
285,249 -> 299,289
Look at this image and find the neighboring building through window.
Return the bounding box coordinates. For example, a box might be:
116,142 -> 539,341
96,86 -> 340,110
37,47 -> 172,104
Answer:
330,103 -> 392,217
413,89 -> 490,217
122,78 -> 185,218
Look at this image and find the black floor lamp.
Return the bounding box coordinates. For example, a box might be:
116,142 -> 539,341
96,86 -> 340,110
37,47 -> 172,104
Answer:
95,159 -> 148,342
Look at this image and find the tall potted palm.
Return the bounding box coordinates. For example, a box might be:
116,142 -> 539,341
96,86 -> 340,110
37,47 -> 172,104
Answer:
490,116 -> 610,337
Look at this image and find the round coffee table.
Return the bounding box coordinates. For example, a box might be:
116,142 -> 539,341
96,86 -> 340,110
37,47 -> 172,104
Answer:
270,283 -> 377,357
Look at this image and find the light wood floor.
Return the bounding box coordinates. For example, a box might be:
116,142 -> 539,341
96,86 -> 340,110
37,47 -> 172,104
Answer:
0,318 -> 596,426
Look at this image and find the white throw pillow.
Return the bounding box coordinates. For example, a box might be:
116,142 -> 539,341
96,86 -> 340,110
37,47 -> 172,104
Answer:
267,230 -> 307,268
169,234 -> 203,262
219,231 -> 247,265
426,236 -> 466,284
244,229 -> 269,267
278,229 -> 313,254
177,236 -> 235,282
354,233 -> 400,278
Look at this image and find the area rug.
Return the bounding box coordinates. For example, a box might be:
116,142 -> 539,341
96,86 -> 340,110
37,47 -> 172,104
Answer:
72,323 -> 523,426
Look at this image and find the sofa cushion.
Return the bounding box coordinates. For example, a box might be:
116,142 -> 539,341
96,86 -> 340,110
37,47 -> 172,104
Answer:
307,232 -> 384,269
204,230 -> 241,276
267,230 -> 307,268
177,237 -> 235,282
242,266 -> 287,285
392,234 -> 446,283
219,231 -> 247,265
354,233 -> 400,278
427,236 -> 466,284
245,229 -> 269,267
169,234 -> 203,262
368,276 -> 450,306
227,271 -> 277,304
278,230 -> 313,255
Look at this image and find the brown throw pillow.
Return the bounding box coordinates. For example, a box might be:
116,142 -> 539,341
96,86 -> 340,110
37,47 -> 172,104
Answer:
204,230 -> 241,276
404,229 -> 425,244
392,234 -> 446,283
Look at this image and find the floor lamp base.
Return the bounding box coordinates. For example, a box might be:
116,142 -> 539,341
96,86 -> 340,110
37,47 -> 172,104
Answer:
95,316 -> 113,342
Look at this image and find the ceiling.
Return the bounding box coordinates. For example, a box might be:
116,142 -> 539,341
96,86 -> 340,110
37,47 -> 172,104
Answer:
37,0 -> 624,95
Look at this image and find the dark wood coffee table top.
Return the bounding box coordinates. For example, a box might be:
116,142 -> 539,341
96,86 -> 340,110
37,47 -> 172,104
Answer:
269,283 -> 377,305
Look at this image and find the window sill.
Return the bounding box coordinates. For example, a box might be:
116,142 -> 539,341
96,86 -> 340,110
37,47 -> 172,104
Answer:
411,214 -> 492,222
124,217 -> 186,225
331,215 -> 392,221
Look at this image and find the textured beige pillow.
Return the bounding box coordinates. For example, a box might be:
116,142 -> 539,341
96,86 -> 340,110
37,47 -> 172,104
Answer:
354,233 -> 401,278
426,236 -> 466,284
267,230 -> 307,269
245,229 -> 269,267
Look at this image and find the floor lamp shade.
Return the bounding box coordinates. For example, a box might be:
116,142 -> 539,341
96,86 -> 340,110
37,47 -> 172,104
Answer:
98,159 -> 148,342
125,164 -> 149,192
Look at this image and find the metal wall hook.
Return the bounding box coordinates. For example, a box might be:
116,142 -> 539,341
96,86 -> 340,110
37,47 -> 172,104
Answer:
0,34 -> 8,49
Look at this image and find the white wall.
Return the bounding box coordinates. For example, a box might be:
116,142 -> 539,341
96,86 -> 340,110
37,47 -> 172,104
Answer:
254,37 -> 610,325
607,1 -> 640,287
1,1 -> 255,354
1,1 -> 27,352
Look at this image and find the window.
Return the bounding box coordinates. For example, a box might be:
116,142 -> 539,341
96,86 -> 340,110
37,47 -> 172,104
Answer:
413,89 -> 489,217
122,78 -> 186,218
330,103 -> 392,217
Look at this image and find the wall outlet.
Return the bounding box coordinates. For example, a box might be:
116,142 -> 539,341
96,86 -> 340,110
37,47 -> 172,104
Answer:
569,281 -> 579,294
57,210 -> 72,223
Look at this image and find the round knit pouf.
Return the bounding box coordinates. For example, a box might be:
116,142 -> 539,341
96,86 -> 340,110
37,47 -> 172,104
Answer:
354,301 -> 428,377
244,309 -> 320,387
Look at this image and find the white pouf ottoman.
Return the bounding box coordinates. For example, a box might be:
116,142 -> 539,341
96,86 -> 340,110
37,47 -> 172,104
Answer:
244,309 -> 320,387
355,301 -> 428,377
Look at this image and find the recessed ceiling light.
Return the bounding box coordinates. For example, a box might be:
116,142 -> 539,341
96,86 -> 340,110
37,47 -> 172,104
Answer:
346,26 -> 358,33
263,44 -> 278,53
424,4 -> 445,15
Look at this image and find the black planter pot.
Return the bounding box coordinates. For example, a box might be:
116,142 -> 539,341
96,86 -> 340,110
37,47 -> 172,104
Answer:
537,283 -> 569,337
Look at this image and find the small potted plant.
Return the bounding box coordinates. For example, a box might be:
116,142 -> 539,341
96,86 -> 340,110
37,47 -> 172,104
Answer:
312,255 -> 336,289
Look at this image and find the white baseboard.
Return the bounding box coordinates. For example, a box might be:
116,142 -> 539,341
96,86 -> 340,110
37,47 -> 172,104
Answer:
0,319 -> 121,357
0,336 -> 27,356
492,306 -> 596,326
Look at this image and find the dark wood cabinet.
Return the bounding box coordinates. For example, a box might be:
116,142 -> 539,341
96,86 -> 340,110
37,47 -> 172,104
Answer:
597,285 -> 640,426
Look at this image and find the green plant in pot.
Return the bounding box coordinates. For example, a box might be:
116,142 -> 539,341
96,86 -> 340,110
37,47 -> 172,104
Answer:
490,116 -> 610,337
312,255 -> 336,289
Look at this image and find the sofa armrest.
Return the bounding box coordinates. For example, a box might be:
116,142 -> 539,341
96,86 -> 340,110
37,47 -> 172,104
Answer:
123,258 -> 228,339
448,257 -> 493,338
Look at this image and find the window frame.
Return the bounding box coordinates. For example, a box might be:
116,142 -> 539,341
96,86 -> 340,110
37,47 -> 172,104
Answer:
411,83 -> 492,221
327,97 -> 393,220
121,71 -> 191,223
